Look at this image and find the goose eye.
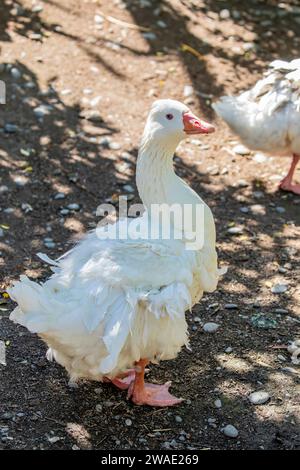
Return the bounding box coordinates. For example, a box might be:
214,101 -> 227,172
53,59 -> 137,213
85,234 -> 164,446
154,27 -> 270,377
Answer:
166,113 -> 174,120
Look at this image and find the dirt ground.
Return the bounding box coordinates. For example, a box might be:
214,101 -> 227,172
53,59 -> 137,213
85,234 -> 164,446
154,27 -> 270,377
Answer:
0,0 -> 299,451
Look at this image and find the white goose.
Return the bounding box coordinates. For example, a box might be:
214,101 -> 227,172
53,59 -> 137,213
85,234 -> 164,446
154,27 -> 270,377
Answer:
9,100 -> 220,407
213,59 -> 300,194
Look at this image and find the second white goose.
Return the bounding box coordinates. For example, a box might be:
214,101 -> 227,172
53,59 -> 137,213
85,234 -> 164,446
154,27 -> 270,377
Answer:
213,59 -> 300,194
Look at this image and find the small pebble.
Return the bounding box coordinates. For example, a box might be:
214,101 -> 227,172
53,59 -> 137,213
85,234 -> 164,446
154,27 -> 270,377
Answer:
21,203 -> 33,213
227,226 -> 243,235
222,424 -> 239,438
14,175 -> 28,187
225,347 -> 233,353
125,419 -> 132,426
203,322 -> 219,333
219,9 -> 230,19
34,105 -> 52,118
94,14 -> 104,24
67,203 -> 80,211
4,123 -> 18,133
183,85 -> 194,98
11,67 -> 21,79
237,179 -> 249,187
248,391 -> 270,405
0,185 -> 9,193
123,184 -> 134,193
157,20 -> 167,28
224,303 -> 238,309
175,416 -> 182,423
44,241 -> 56,249
274,308 -> 288,315
214,399 -> 222,409
233,144 -> 250,155
32,4 -> 43,13
142,32 -> 157,41
48,436 -> 61,444
278,266 -> 287,274
95,404 -> 103,412
109,142 -> 121,151
271,284 -> 288,294
277,354 -> 286,362
54,192 -> 66,200
253,191 -> 264,199
253,153 -> 268,163
60,209 -> 69,216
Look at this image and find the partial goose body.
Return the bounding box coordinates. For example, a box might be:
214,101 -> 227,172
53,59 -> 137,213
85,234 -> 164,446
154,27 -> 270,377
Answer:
213,59 -> 300,194
9,100 -> 220,406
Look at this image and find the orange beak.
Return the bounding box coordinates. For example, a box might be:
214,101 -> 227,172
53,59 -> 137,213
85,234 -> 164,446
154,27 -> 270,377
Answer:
183,111 -> 215,135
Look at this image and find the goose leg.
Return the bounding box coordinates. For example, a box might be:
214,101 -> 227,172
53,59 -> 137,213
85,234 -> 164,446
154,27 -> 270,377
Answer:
111,370 -> 136,390
279,154 -> 300,195
104,369 -> 136,390
127,359 -> 182,407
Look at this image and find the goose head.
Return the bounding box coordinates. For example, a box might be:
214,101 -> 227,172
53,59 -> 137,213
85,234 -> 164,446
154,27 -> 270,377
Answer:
142,99 -> 215,149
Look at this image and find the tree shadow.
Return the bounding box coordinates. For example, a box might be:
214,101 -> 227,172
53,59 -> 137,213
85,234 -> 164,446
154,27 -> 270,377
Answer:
120,0 -> 300,112
0,60 -> 135,282
0,1 -> 125,78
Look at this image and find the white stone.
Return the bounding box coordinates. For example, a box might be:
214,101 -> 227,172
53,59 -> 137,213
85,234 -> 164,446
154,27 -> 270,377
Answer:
233,144 -> 250,155
183,85 -> 194,98
203,322 -> 219,333
94,14 -> 104,24
214,399 -> 222,408
67,203 -> 80,211
54,192 -> 66,200
222,424 -> 239,438
34,105 -> 53,118
253,153 -> 268,163
271,284 -> 288,294
227,226 -> 243,235
219,9 -> 230,19
248,391 -> 270,405
11,67 -> 21,79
